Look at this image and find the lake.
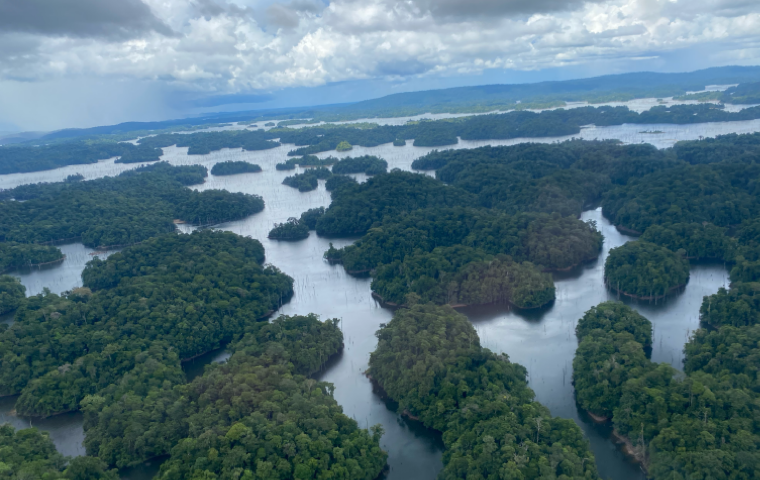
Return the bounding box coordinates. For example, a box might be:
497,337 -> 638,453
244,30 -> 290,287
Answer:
0,119 -> 744,479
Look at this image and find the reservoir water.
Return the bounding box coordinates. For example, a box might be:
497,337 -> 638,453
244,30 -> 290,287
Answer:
0,119 -> 742,479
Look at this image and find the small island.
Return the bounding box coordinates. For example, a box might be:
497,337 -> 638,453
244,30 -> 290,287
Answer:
282,167 -> 332,192
264,122 -> 275,126
573,302 -> 653,421
1,242 -> 66,273
268,217 -> 310,240
393,138 -> 406,146
331,156 -> 388,175
210,161 -> 262,176
336,141 -> 353,152
605,241 -> 690,300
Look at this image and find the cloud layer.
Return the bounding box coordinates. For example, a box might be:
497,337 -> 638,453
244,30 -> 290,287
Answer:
0,0 -> 759,121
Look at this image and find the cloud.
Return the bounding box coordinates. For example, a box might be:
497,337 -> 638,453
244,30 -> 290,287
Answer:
0,0 -> 174,40
266,0 -> 326,29
392,0 -> 604,21
1,0 -> 760,130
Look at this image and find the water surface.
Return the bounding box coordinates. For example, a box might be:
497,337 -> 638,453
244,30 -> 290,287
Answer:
0,119 -> 747,479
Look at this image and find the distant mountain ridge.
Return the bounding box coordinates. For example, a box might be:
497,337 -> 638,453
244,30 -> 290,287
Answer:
14,65 -> 760,144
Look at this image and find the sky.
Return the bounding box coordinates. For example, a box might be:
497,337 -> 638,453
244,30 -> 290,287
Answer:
0,0 -> 759,132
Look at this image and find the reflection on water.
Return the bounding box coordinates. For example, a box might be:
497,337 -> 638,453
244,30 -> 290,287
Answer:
9,243 -> 118,297
0,395 -> 85,458
183,348 -> 231,382
0,116 -> 749,479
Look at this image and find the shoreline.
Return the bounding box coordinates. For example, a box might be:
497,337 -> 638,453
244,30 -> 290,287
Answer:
607,282 -> 687,301
370,291 -> 553,310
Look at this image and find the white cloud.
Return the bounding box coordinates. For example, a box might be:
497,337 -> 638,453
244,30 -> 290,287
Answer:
0,0 -> 758,129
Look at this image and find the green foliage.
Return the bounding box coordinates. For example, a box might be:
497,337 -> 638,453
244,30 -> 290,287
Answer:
139,130 -> 280,155
0,231 -> 294,416
699,283 -> 760,328
684,325 -> 760,391
415,142 -> 639,217
0,242 -> 64,273
0,141 -> 161,175
604,241 -> 690,299
672,132 -> 760,165
83,314 -> 386,477
276,155 -> 336,171
372,246 -> 555,308
315,171 -> 477,236
573,302 -> 653,418
602,163 -> 760,233
721,81 -> 760,104
574,292 -> 760,479
331,155 -> 387,175
298,207 -> 325,230
0,424 -> 116,480
324,174 -> 357,192
640,223 -> 733,260
336,140 -> 353,151
210,161 -> 262,176
728,218 -> 760,283
393,138 -> 406,146
0,163 -> 264,248
369,304 -> 599,480
268,217 -> 310,240
0,424 -> 66,479
282,167 -> 332,192
332,206 -> 601,273
0,275 -> 25,315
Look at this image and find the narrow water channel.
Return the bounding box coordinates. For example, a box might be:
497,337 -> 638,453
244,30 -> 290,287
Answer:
0,120 -> 740,479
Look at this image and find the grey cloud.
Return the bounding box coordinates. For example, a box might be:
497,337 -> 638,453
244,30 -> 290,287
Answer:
191,0 -> 253,20
0,0 -> 174,39
267,4 -> 301,28
266,0 -> 325,28
398,0 -> 601,20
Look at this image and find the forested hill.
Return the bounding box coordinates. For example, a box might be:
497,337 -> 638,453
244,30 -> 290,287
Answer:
323,66 -> 760,118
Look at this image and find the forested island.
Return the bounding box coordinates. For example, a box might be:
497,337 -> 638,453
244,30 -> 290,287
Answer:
322,205 -> 601,307
0,231 -> 294,418
331,155 -> 388,175
369,304 -> 600,479
6,101 -> 760,176
282,166 -> 332,191
604,241 -> 691,299
573,297 -> 760,478
0,242 -> 64,273
0,230 -> 388,478
209,160 -> 262,175
268,217 -> 310,240
0,162 -> 264,249
0,425 -> 118,479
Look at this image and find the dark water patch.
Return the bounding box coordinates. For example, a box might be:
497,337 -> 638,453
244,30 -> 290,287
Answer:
182,348 -> 231,381
0,395 -> 85,458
